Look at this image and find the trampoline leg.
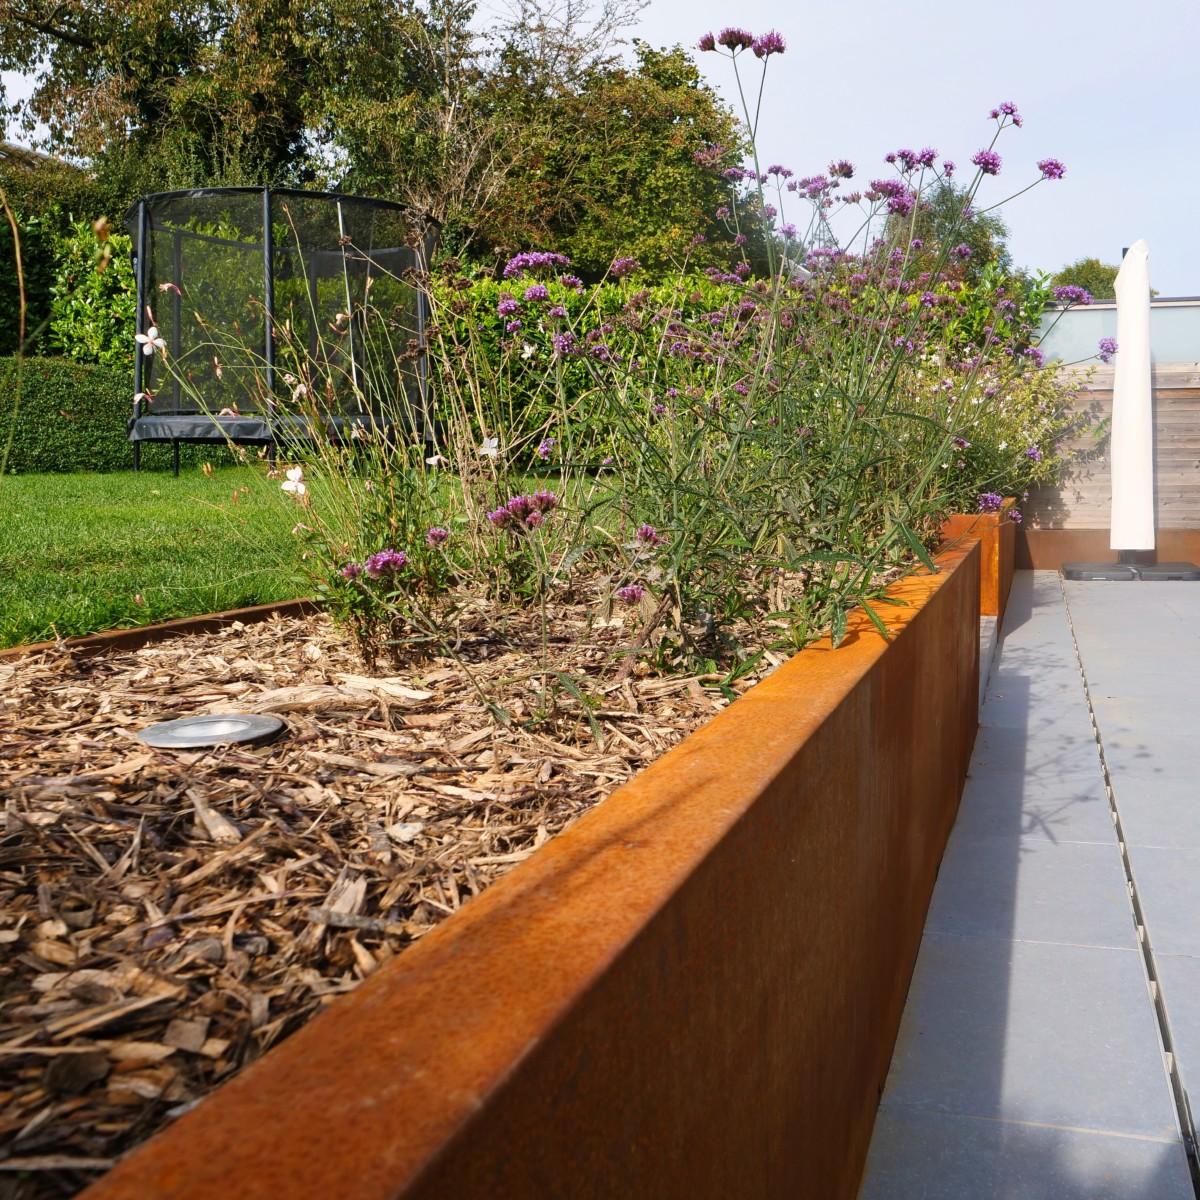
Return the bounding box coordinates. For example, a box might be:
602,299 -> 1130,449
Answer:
133,442 -> 141,472
172,441 -> 180,477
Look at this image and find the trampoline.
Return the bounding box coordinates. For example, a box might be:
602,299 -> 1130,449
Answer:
125,187 -> 439,472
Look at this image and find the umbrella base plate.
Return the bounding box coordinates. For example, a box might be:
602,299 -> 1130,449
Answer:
1061,563 -> 1139,581
1062,562 -> 1200,581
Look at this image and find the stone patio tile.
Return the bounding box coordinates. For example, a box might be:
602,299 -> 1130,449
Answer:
1122,846 -> 1200,958
1111,778 -> 1200,850
859,1106 -> 1192,1200
952,764 -> 1114,845
924,836 -> 1135,948
880,934 -> 1177,1139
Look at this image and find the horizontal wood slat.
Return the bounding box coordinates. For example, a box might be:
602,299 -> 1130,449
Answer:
1027,367 -> 1200,529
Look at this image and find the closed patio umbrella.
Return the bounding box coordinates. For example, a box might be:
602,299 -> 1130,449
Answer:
1109,239 -> 1154,554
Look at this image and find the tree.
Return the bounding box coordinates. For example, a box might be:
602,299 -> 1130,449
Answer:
886,181 -> 1012,284
1051,257 -> 1119,300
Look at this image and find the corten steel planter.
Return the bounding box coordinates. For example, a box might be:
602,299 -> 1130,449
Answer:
81,540 -> 981,1200
941,499 -> 1016,625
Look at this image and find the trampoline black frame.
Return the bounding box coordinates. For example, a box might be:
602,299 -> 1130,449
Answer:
125,186 -> 439,474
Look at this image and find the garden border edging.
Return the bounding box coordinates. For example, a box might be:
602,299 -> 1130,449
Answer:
78,540 -> 980,1200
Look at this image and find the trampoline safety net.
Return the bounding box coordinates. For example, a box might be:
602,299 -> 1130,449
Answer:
124,187 -> 438,469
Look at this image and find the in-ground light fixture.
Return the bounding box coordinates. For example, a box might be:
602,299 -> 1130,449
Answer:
136,713 -> 286,750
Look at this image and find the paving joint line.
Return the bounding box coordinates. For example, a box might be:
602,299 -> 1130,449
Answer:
1058,575 -> 1200,1195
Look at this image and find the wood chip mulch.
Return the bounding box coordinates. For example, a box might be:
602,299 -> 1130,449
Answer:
0,606 -> 780,1198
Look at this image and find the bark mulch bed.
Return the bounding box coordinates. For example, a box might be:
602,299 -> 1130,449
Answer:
0,606 -> 779,1198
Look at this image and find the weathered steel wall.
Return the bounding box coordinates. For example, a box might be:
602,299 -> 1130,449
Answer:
82,543 -> 981,1200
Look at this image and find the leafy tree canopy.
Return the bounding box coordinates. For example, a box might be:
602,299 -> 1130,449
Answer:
0,0 -> 750,274
1050,256 -> 1119,300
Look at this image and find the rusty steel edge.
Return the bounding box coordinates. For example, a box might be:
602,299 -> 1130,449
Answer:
0,598 -> 320,662
80,541 -> 981,1200
1018,527 -> 1200,570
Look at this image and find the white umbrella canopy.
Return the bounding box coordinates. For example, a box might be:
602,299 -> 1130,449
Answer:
1109,239 -> 1155,551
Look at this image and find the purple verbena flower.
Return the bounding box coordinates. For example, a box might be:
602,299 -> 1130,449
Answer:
531,489 -> 558,512
364,548 -> 407,578
1098,337 -> 1118,364
1025,446 -> 1042,462
537,437 -> 555,460
610,256 -> 640,278
505,319 -> 522,333
716,26 -> 755,51
525,511 -> 544,529
616,584 -> 645,604
1053,285 -> 1092,305
972,149 -> 1002,176
552,331 -> 577,356
952,243 -> 972,259
697,31 -> 716,50
887,192 -> 916,217
524,284 -> 549,302
487,508 -> 511,527
767,163 -> 793,177
559,274 -> 584,290
1008,508 -> 1023,524
828,158 -> 855,179
942,159 -> 956,178
989,101 -> 1022,127
978,492 -> 1003,513
1037,158 -> 1065,180
425,527 -> 449,547
340,561 -> 363,580
502,251 -> 571,279
497,293 -> 519,317
752,30 -> 785,57
636,524 -> 663,546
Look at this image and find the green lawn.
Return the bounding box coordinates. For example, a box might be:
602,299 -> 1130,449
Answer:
0,467 -> 307,647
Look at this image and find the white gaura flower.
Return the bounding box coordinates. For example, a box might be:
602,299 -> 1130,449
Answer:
478,437 -> 500,459
521,342 -> 536,360
136,326 -> 166,357
281,466 -> 306,496
426,452 -> 448,467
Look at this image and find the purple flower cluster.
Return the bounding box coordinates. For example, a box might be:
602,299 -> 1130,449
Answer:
635,524 -> 664,547
502,251 -> 571,279
523,284 -> 549,302
340,561 -> 363,580
989,101 -> 1022,127
552,331 -> 578,357
1052,285 -> 1092,306
971,149 -> 1002,176
537,437 -> 555,460
486,491 -> 559,530
425,527 -> 449,547
1037,158 -> 1065,180
559,274 -> 584,290
1008,508 -> 1023,524
828,158 -> 855,179
364,548 -> 408,578
716,27 -> 754,50
952,243 -> 972,259
497,293 -> 519,317
978,492 -> 1004,513
1025,446 -> 1042,462
616,584 -> 645,604
610,256 -> 641,279
886,147 -> 938,172
752,30 -> 786,57
1097,337 -> 1118,364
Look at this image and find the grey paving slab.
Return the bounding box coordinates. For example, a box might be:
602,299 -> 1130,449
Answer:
862,574 -> 1195,1196
951,765 -> 1115,845
1122,845 -> 1200,958
1153,952 -> 1200,1123
970,722 -> 1102,781
924,837 -> 1135,948
860,1105 -> 1192,1200
879,934 -> 1177,1139
1110,780 -> 1200,851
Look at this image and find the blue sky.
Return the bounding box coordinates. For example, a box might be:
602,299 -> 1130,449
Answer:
630,0 -> 1199,296
6,0 -> 1197,295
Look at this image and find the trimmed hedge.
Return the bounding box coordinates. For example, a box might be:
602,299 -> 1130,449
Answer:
0,356 -> 237,473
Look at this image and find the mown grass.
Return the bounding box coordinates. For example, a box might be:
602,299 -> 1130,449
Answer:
0,467 -> 307,647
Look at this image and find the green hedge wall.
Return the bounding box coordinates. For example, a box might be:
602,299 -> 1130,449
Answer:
0,356 -> 237,474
